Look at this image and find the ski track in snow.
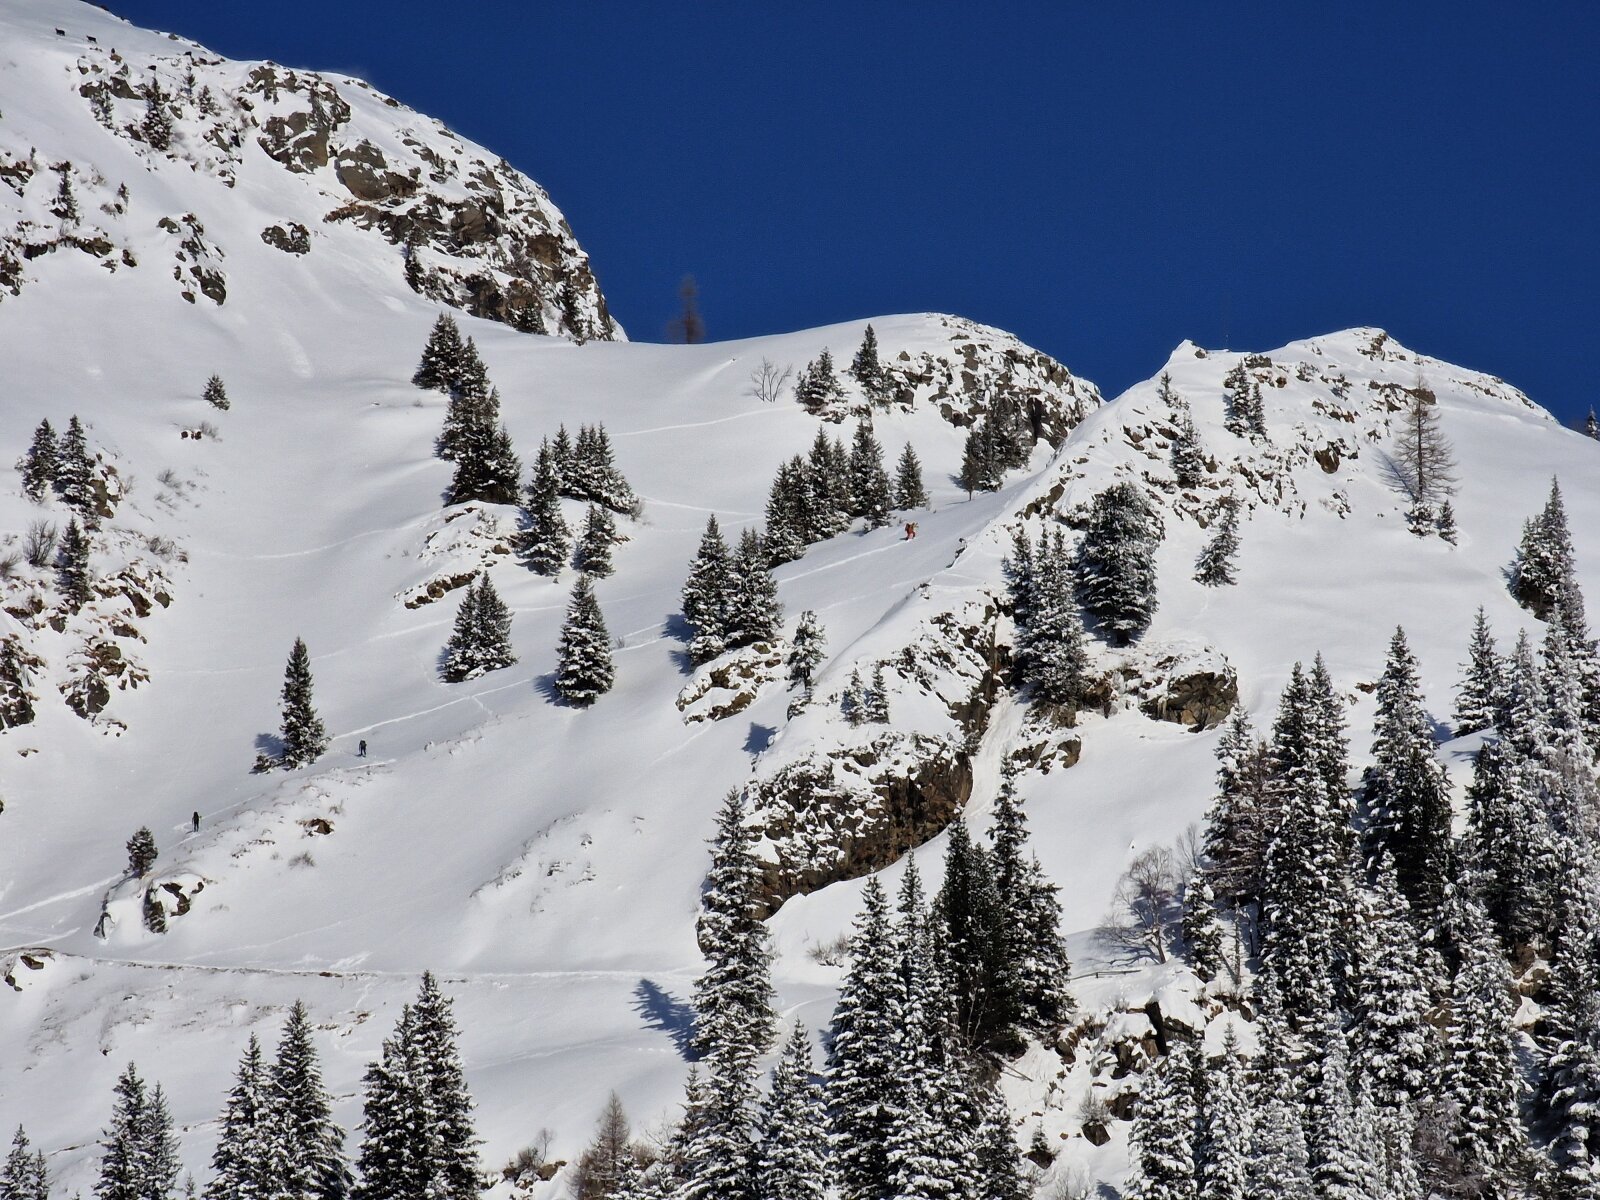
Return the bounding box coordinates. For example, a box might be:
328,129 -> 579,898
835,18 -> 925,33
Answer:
0,877 -> 121,929
614,408 -> 778,437
195,514 -> 434,561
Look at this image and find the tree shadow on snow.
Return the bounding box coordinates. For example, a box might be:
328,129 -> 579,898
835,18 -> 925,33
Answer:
744,723 -> 775,754
1374,449 -> 1417,504
633,979 -> 699,1061
664,614 -> 698,677
253,731 -> 285,759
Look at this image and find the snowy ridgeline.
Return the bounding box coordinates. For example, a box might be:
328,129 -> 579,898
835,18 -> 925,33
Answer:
3,3 -> 1600,1199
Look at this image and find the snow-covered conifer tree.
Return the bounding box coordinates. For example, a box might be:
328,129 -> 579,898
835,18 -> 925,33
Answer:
1260,661 -> 1355,1027
1180,870 -> 1224,980
141,82 -> 173,151
1243,381 -> 1268,439
846,423 -> 891,527
1077,481 -> 1160,645
18,419 -> 57,502
1454,607 -> 1501,737
352,1006 -> 440,1200
1020,530 -> 1089,707
969,1089 -> 1025,1200
1,1126 -> 49,1200
54,416 -> 95,515
1223,364 -> 1252,438
988,783 -> 1071,1029
412,315 -> 464,392
1167,389 -> 1205,488
437,340 -> 489,460
1126,1041 -> 1198,1200
677,1036 -> 758,1200
203,375 -> 230,411
935,822 -> 1009,1046
827,878 -> 904,1200
279,638 -> 329,768
554,576 -> 613,706
864,665 -> 891,724
794,350 -> 843,413
1194,497 -> 1240,586
1513,477 -> 1577,618
1004,527 -> 1035,629
569,425 -> 634,513
440,574 -> 516,682
1364,627 -> 1453,924
793,432 -> 844,540
850,325 -> 888,405
272,1001 -> 350,1200
408,974 -> 479,1200
206,1035 -> 284,1200
1437,498 -> 1458,544
682,517 -> 735,665
725,529 -> 780,648
454,339 -> 488,405
692,790 -> 775,1065
787,611 -> 826,689
575,504 -> 619,578
958,423 -> 1001,497
1542,857 -> 1600,1195
550,425 -> 576,490
1350,859 -> 1433,1114
127,827 -> 157,877
96,1064 -> 178,1200
353,977 -> 480,1200
1303,1021 -> 1376,1200
1197,1029 -> 1251,1200
756,1024 -> 827,1200
884,868 -> 977,1200
893,444 -> 928,511
518,441 -> 570,576
1444,893 -> 1529,1186
763,465 -> 809,566
842,668 -> 867,727
56,518 -> 91,612
445,388 -> 520,506
1247,981 -> 1312,1199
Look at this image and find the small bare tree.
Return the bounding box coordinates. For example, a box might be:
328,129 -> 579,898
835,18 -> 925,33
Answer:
1099,845 -> 1181,963
665,274 -> 705,344
569,1093 -> 634,1200
23,520 -> 57,568
746,358 -> 793,404
1392,380 -> 1457,507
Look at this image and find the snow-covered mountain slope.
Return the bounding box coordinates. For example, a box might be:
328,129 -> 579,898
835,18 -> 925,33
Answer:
0,0 -> 618,339
1,3 -> 1598,1197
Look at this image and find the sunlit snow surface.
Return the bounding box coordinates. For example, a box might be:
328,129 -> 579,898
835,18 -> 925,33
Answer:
0,1 -> 1593,1193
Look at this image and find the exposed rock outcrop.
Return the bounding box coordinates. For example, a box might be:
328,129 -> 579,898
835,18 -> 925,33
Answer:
1,39 -> 620,340
677,642 -> 786,724
745,594 -> 1006,911
750,732 -> 973,915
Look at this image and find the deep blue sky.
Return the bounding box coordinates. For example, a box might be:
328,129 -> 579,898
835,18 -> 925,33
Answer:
113,2 -> 1599,420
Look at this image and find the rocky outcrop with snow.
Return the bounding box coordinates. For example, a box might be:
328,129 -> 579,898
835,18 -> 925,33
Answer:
0,5 -> 618,339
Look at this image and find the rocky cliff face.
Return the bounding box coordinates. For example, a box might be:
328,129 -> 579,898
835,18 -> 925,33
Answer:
0,10 -> 619,340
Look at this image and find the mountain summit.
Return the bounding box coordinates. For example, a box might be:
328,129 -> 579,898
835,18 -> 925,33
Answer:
0,0 -> 618,338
